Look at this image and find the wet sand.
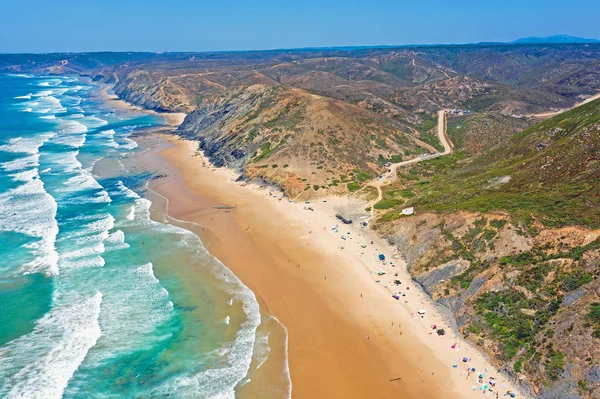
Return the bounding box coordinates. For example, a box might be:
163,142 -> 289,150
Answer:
133,131 -> 527,399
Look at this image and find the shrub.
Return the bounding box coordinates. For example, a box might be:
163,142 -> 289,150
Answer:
347,182 -> 360,192
373,199 -> 401,210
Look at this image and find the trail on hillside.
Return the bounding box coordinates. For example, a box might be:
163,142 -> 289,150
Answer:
366,110 -> 451,220
526,92 -> 600,118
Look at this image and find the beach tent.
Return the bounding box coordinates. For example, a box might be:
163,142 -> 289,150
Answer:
378,254 -> 386,261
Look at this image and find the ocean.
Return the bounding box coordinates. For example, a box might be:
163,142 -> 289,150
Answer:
0,74 -> 289,398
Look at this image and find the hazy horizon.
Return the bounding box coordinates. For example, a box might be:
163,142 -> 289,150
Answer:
1,0 -> 599,53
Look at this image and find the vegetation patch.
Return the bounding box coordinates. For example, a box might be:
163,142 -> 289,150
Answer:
347,182 -> 360,192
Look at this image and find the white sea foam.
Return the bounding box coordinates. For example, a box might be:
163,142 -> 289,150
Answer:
29,95 -> 67,114
69,96 -> 82,106
10,168 -> 40,182
41,95 -> 60,105
0,134 -> 54,154
40,115 -> 56,120
143,187 -> 268,399
38,79 -> 62,87
0,292 -> 102,399
61,242 -> 106,260
120,138 -> 138,150
104,230 -> 130,251
51,134 -> 86,148
20,108 -> 32,112
126,205 -> 136,221
62,172 -> 102,191
78,213 -> 115,237
7,73 -> 32,78
115,181 -> 140,199
0,168 -> 59,276
59,120 -> 88,134
144,242 -> 261,399
82,263 -> 172,365
1,154 -> 39,171
46,150 -> 82,172
80,190 -> 112,204
33,90 -> 53,97
98,129 -> 119,148
253,331 -> 271,370
61,255 -> 106,269
83,116 -> 108,128
59,214 -> 115,249
14,94 -> 32,99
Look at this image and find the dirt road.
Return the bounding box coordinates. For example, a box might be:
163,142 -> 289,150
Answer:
526,92 -> 600,118
366,110 -> 452,217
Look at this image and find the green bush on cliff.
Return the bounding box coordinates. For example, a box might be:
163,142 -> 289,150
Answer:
347,182 -> 360,192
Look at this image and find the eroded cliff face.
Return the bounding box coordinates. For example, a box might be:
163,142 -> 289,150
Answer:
110,68 -> 223,113
374,213 -> 600,398
174,83 -> 427,199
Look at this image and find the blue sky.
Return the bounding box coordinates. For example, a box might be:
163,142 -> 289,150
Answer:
0,0 -> 598,52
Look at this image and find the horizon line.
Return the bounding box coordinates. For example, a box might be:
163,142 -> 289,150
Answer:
1,35 -> 600,56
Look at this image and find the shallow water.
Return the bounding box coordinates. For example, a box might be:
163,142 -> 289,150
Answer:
0,74 -> 289,398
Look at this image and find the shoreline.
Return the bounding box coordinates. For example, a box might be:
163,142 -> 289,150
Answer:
132,131 -> 528,399
99,84 -> 528,398
98,85 -> 186,127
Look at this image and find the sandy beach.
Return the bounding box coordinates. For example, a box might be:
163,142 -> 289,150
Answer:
131,130 -> 528,399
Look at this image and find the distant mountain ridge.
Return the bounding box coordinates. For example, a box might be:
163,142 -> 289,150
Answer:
509,34 -> 600,44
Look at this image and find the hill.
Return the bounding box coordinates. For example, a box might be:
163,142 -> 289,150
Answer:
3,46 -> 600,197
510,35 -> 600,44
373,100 -> 600,398
398,97 -> 600,228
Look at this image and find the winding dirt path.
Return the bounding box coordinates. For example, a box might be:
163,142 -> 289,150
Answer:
367,109 -> 451,219
526,92 -> 600,118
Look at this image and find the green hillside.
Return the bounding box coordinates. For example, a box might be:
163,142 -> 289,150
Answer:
396,98 -> 600,228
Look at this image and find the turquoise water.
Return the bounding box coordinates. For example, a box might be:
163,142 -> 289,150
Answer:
0,74 -> 287,398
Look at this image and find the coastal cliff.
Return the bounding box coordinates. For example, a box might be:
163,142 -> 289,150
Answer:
374,212 -> 600,398
174,84 -> 426,199
372,98 -> 600,399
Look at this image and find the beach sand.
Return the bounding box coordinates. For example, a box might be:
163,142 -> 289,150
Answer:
99,86 -> 186,126
132,131 -> 528,399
